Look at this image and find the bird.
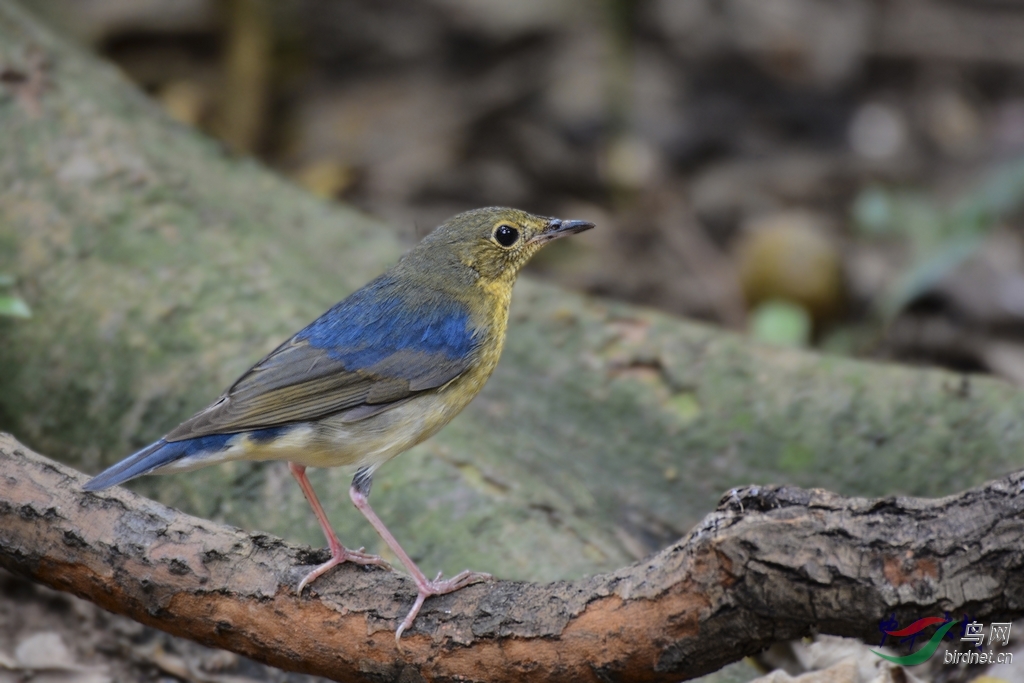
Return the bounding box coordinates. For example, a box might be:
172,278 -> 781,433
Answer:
83,206 -> 594,639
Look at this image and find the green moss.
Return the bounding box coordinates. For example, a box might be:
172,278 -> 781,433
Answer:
779,442 -> 815,473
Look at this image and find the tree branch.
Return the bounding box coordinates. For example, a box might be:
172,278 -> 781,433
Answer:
2,433 -> 1023,683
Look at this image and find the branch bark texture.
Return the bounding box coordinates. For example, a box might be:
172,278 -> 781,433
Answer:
3,434 -> 1023,683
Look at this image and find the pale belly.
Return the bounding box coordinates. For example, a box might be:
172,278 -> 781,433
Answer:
291,388 -> 470,470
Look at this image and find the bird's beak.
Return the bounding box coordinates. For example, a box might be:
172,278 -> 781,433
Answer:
529,218 -> 595,245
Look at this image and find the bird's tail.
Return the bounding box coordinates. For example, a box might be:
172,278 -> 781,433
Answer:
83,439 -> 190,491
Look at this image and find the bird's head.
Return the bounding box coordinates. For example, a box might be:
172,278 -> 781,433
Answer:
419,207 -> 595,286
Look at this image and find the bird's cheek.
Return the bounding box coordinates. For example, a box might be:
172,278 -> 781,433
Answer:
518,247 -> 539,266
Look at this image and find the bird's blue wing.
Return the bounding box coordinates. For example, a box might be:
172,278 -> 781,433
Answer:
164,276 -> 477,441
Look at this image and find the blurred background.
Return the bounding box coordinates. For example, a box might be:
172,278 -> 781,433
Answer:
6,2 -> 1024,681
25,0 -> 1024,382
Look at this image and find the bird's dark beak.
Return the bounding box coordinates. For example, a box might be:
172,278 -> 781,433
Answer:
529,218 -> 595,245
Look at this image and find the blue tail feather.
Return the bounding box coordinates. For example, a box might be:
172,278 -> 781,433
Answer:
83,434 -> 234,491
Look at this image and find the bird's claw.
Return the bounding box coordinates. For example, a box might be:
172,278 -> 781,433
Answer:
297,546 -> 391,594
344,547 -> 391,569
395,570 -> 493,641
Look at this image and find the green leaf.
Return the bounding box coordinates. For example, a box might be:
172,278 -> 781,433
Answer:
749,300 -> 812,347
854,155 -> 1024,319
852,187 -> 894,236
0,295 -> 32,318
880,235 -> 981,321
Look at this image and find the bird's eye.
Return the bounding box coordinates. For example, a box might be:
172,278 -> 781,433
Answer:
494,224 -> 520,247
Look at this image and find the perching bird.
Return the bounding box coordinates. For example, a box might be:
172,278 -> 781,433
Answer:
84,207 -> 594,639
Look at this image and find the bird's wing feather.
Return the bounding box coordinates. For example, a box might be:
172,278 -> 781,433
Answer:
165,278 -> 477,441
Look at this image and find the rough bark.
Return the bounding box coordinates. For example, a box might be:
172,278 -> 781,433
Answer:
3,433 -> 1023,683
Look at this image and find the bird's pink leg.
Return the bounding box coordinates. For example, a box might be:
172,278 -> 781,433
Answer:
349,480 -> 491,640
288,463 -> 389,593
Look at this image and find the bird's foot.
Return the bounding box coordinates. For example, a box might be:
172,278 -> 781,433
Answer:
297,545 -> 391,594
395,570 -> 493,641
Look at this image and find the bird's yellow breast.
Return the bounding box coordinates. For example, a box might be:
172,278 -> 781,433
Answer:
221,279 -> 513,472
